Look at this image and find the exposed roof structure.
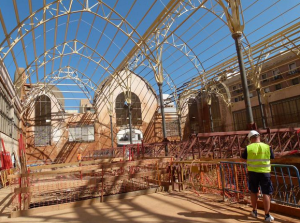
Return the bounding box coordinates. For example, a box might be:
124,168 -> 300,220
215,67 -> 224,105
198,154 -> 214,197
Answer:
0,0 -> 300,113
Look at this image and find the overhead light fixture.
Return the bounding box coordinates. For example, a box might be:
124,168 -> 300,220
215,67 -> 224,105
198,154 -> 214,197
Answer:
46,119 -> 51,123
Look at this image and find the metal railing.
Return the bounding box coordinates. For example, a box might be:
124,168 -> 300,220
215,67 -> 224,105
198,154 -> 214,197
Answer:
271,164 -> 300,207
220,162 -> 248,201
171,161 -> 300,208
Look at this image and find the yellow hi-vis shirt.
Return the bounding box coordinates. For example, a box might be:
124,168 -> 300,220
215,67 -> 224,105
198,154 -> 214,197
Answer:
247,142 -> 271,173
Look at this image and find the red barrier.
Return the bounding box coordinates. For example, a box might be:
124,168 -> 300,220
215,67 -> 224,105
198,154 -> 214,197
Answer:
0,139 -> 12,170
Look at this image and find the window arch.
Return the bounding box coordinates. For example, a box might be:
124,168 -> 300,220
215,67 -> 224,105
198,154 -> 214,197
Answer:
34,95 -> 51,146
115,92 -> 142,126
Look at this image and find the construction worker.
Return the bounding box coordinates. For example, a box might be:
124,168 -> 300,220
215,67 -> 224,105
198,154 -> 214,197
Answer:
241,130 -> 275,222
77,152 -> 82,162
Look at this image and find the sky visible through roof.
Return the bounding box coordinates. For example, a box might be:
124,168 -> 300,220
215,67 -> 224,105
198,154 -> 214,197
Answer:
0,0 -> 299,111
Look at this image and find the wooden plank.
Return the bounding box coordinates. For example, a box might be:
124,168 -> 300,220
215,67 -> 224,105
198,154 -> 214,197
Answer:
101,169 -> 168,183
28,158 -> 116,171
173,157 -> 300,164
271,157 -> 300,164
28,157 -> 172,171
8,158 -> 172,179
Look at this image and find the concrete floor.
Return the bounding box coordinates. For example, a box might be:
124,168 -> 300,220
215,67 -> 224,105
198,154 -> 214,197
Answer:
0,191 -> 299,223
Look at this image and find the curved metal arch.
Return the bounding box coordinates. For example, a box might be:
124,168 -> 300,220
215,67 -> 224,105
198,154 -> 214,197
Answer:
245,34 -> 298,91
117,0 -> 211,99
23,67 -> 116,129
46,66 -> 114,107
45,66 -> 98,91
172,0 -> 250,91
20,42 -> 152,112
160,33 -> 207,99
0,0 -> 157,64
16,39 -> 116,89
176,89 -> 198,119
22,68 -> 116,115
149,32 -> 206,78
126,32 -> 205,108
22,84 -> 66,117
131,53 -> 179,106
246,43 -> 273,90
206,81 -> 232,107
142,0 -> 213,50
43,66 -> 96,100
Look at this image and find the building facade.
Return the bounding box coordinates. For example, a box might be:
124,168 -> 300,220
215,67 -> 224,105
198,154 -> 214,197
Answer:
186,51 -> 300,134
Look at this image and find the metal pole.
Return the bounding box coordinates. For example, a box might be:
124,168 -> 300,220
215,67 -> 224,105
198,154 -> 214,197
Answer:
128,104 -> 133,144
177,113 -> 182,141
208,105 -> 214,132
256,89 -> 267,129
232,33 -> 254,129
158,83 -> 168,156
109,115 -> 114,148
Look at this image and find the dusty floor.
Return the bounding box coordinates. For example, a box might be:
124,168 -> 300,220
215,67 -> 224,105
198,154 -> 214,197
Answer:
0,191 -> 299,223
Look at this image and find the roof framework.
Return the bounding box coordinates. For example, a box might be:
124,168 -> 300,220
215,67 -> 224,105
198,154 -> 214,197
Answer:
0,0 -> 300,114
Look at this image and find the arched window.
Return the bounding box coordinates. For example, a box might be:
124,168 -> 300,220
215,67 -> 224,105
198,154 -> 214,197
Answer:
115,92 -> 142,126
34,95 -> 51,146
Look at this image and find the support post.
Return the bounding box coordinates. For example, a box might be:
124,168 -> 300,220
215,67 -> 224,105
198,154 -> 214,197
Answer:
128,104 -> 133,145
232,32 -> 255,129
256,88 -> 267,129
221,166 -> 226,202
158,83 -> 168,156
177,113 -> 182,141
109,115 -> 114,148
208,105 -> 214,132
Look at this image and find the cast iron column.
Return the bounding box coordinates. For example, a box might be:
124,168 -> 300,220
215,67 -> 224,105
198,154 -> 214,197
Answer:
208,105 -> 214,132
109,115 -> 114,148
256,88 -> 267,129
177,113 -> 182,141
232,32 -> 254,129
158,83 -> 168,156
128,104 -> 133,144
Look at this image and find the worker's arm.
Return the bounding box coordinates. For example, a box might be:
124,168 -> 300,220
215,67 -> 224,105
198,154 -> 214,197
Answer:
270,147 -> 276,159
239,148 -> 247,162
